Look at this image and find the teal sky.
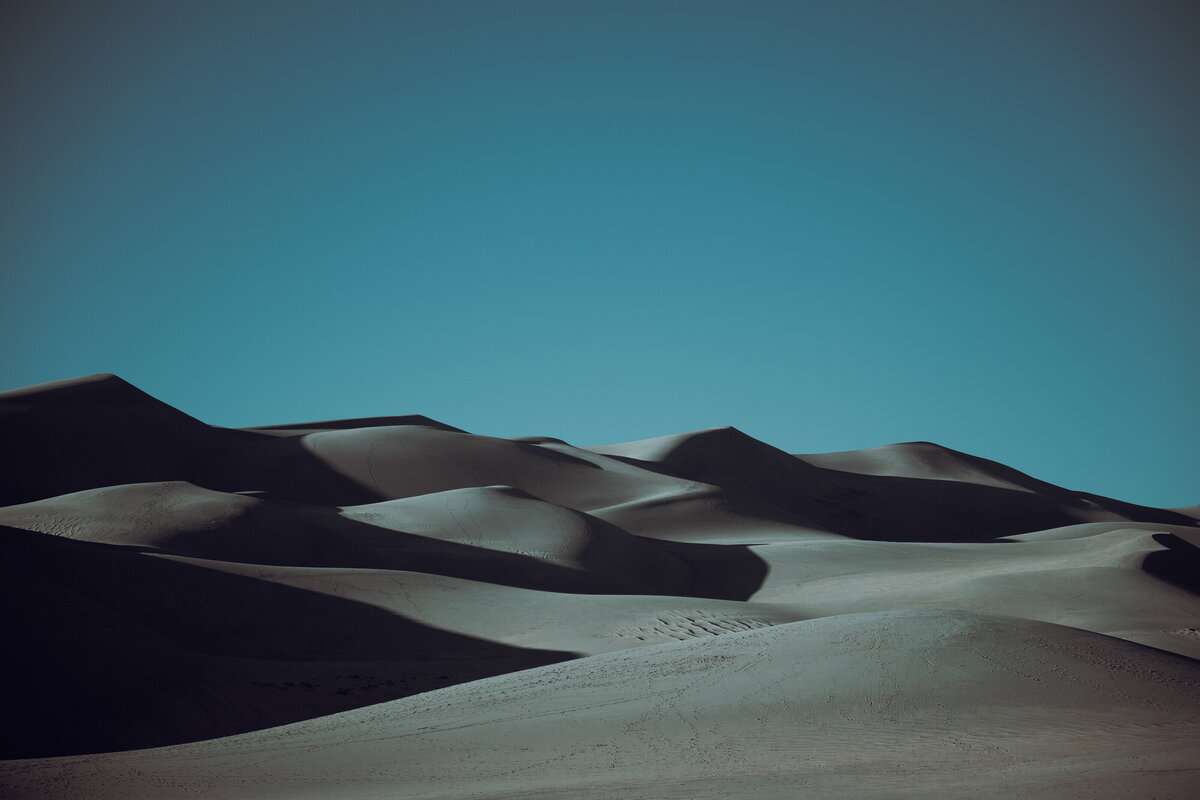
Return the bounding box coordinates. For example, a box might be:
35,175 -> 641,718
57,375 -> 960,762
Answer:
2,1 -> 1197,507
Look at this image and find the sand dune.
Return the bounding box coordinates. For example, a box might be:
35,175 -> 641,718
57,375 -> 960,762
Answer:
746,523 -> 1200,659
1,374 -> 1197,797
0,481 -> 765,598
4,611 -> 1198,799
0,374 -> 249,507
0,523 -> 575,758
589,426 -> 1194,541
796,440 -> 1067,492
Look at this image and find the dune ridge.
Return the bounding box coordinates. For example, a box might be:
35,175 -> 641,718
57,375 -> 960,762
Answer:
1,374 -> 1197,798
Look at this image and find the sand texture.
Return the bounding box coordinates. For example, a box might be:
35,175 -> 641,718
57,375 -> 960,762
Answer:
1,374 -> 1197,798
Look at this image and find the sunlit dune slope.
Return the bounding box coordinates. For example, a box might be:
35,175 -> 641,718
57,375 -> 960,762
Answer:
1,373 -> 1197,795
589,426 -> 1194,540
5,610 -> 1198,800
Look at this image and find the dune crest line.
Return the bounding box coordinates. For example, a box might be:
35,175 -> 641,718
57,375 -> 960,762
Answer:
1,374 -> 1197,799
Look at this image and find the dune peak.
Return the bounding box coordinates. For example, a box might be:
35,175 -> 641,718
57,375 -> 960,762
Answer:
1,373 -> 1197,798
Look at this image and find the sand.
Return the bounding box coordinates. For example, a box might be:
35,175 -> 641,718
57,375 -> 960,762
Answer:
1,374 -> 1197,798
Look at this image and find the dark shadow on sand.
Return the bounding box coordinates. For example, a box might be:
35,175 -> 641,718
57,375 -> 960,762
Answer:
0,525 -> 576,759
784,471 -> 1199,542
1145,533 -> 1200,596
189,432 -> 382,505
610,444 -> 1199,542
0,377 -> 249,507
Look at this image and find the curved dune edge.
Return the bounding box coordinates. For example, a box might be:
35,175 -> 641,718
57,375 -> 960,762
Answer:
3,610 -> 1199,800
1,374 -> 1198,795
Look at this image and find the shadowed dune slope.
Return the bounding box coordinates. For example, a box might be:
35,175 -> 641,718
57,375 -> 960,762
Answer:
152,560 -> 809,657
4,610 -> 1198,800
190,423 -> 834,543
242,414 -> 465,436
0,525 -> 573,759
0,482 -> 338,566
0,375 -> 250,507
193,424 -> 700,509
0,481 -> 767,599
747,522 -> 1200,659
797,440 -> 1071,492
5,376 -> 1190,543
1,373 -> 1198,793
588,427 -> 1196,540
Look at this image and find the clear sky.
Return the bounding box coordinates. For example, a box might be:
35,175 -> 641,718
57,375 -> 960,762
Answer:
2,1 -> 1197,507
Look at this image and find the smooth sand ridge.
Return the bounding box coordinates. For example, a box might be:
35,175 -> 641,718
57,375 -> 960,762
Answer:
746,523 -> 1200,659
193,424 -> 834,543
10,480 -> 1192,655
0,374 -> 251,507
172,560 -> 806,656
795,440 -> 1069,492
0,481 -> 768,598
0,481 -> 688,592
243,415 -> 466,435
1169,504 -> 1200,521
4,374 -> 1188,543
0,478 -> 772,758
2,373 -> 1199,795
3,610 -> 1198,800
200,424 -> 700,508
0,518 -> 801,757
0,523 -> 575,759
586,426 -> 1197,541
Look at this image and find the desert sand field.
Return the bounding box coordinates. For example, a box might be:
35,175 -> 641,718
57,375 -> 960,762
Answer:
1,374 -> 1197,798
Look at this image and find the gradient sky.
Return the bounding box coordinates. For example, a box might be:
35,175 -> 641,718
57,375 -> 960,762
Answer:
2,1 -> 1197,507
